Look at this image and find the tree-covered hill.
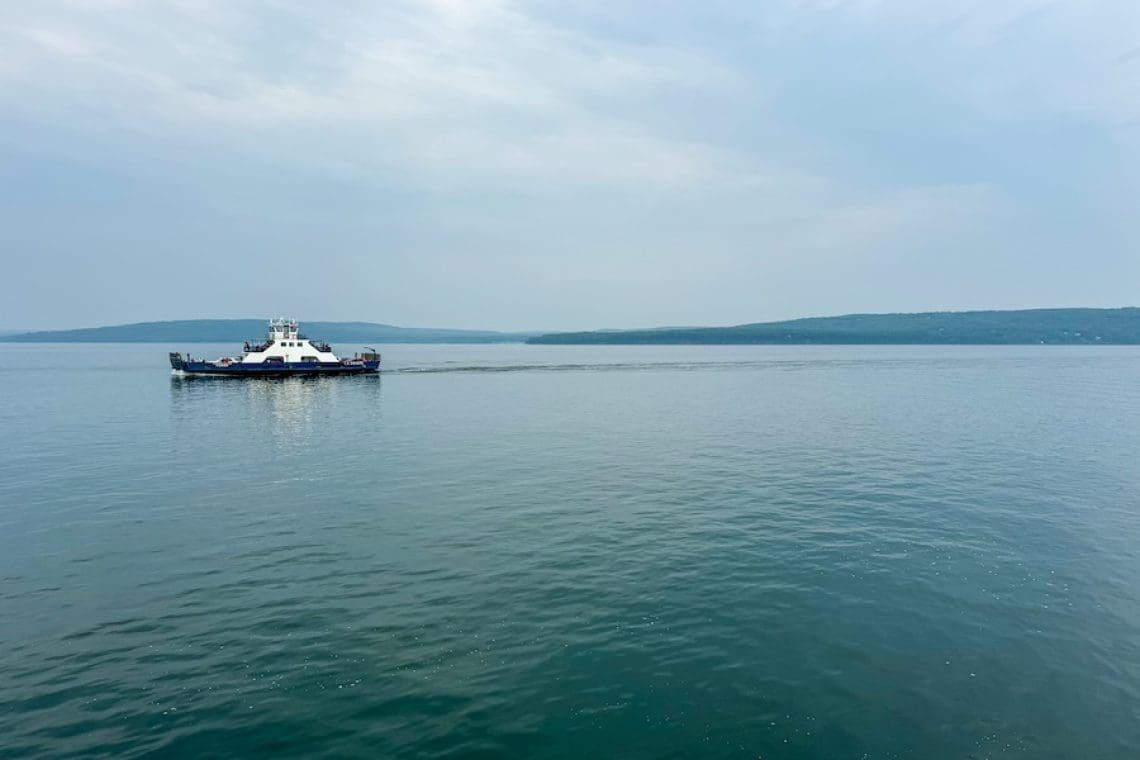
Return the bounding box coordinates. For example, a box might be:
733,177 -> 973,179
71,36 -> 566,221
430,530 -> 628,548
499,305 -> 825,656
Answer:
1,320 -> 533,344
528,309 -> 1140,344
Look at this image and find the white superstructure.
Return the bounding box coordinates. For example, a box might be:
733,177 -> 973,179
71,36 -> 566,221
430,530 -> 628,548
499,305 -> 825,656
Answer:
235,318 -> 341,364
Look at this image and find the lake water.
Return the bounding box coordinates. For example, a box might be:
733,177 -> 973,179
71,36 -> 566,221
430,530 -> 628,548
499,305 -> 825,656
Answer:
3,343 -> 1140,758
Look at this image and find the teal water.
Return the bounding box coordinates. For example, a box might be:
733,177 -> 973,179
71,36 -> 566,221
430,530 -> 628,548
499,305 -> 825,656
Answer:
3,343 -> 1140,758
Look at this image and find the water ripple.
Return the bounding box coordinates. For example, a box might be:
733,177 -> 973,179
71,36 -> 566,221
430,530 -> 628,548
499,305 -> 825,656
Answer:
3,344 -> 1140,758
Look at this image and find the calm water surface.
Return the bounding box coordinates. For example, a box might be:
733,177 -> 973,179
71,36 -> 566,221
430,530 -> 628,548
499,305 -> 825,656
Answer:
3,343 -> 1140,758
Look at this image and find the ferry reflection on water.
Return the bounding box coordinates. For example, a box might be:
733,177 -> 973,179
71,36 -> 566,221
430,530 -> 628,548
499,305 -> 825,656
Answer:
170,368 -> 381,453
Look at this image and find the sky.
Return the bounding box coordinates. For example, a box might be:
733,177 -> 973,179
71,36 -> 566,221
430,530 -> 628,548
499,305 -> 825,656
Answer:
2,0 -> 1139,331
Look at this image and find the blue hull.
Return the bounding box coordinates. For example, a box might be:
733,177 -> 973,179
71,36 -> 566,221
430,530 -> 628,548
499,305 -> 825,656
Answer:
172,359 -> 380,377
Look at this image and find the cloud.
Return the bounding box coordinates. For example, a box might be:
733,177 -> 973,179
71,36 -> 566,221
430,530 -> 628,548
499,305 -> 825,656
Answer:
0,0 -> 750,189
6,0 -> 1136,194
2,0 -> 1139,328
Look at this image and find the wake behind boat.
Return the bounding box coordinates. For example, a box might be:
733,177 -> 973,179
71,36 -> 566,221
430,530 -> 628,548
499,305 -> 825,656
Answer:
169,318 -> 380,377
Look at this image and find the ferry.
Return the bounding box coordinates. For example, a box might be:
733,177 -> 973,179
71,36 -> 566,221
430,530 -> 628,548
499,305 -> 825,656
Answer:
169,318 -> 380,377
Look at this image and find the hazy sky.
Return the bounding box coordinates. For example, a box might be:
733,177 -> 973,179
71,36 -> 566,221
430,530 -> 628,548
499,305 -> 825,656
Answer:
2,0 -> 1139,330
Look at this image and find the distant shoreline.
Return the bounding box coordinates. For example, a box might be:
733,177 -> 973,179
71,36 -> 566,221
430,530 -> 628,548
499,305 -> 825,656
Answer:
526,307 -> 1140,345
0,319 -> 535,344
5,308 -> 1140,345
